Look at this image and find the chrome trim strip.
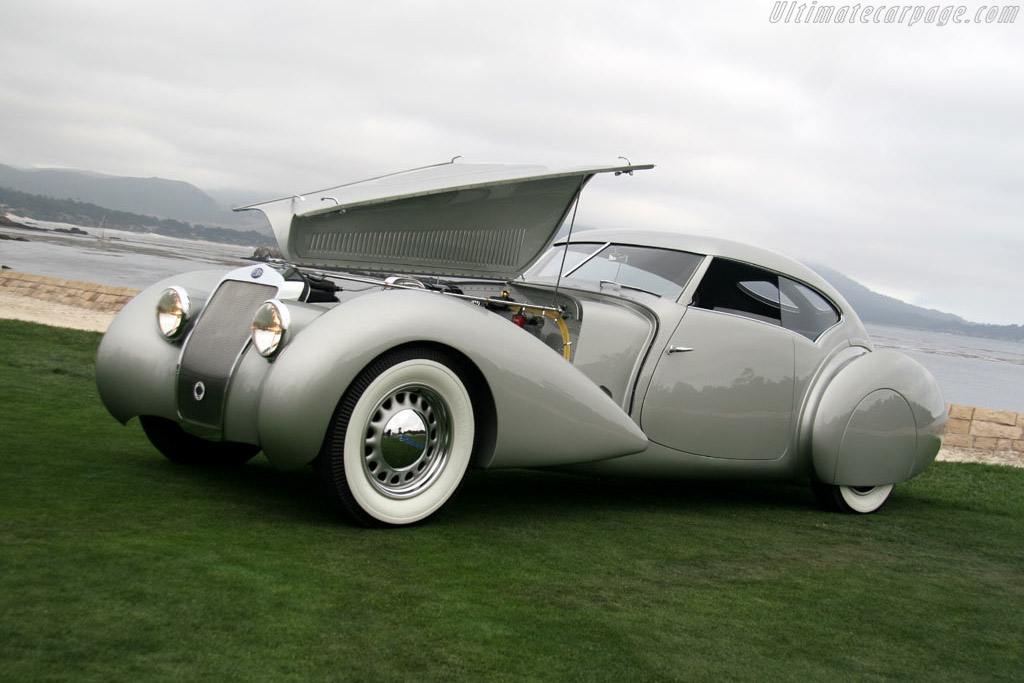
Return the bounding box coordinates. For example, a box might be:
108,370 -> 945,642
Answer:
175,274 -> 282,437
563,242 -> 611,277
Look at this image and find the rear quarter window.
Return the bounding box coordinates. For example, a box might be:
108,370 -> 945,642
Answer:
692,258 -> 839,340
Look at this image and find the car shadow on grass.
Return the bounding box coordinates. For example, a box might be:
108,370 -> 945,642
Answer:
452,469 -> 818,519
126,443 -> 825,527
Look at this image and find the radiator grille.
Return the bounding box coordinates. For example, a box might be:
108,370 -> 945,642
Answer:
177,280 -> 276,428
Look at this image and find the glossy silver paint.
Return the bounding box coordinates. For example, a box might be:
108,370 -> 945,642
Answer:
571,296 -> 656,410
254,289 -> 648,470
99,263 -> 649,471
96,270 -> 223,425
811,349 -> 946,485
642,307 -> 798,461
96,160 -> 947,518
236,161 -> 653,279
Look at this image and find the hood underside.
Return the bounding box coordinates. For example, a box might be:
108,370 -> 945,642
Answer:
236,160 -> 653,279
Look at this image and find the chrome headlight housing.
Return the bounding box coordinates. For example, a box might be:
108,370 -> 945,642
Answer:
251,299 -> 290,358
156,286 -> 191,339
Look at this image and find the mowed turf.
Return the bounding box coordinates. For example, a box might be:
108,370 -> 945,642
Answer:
0,319 -> 1021,682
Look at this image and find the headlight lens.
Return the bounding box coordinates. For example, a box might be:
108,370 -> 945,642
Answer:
156,286 -> 191,339
251,300 -> 289,357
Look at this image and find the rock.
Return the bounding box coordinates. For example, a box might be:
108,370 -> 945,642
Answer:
0,215 -> 39,230
53,227 -> 89,236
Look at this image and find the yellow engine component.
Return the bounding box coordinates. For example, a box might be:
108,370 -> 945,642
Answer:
511,306 -> 572,361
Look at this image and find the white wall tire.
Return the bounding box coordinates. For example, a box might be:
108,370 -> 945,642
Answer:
316,348 -> 475,526
837,484 -> 894,513
813,480 -> 894,514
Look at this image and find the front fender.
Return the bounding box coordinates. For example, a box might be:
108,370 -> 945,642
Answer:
95,270 -> 224,424
812,349 -> 946,486
257,289 -> 648,469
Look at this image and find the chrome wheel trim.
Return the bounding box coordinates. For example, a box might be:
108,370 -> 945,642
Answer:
361,383 -> 452,499
340,357 -> 475,525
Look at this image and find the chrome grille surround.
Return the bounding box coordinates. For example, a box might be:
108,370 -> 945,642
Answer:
176,280 -> 277,432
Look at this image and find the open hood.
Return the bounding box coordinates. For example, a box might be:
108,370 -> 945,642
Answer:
235,160 -> 653,279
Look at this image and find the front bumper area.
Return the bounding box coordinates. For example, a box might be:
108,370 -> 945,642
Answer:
96,268 -> 296,447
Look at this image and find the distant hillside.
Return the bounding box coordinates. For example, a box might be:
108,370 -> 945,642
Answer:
0,186 -> 272,248
814,264 -> 1024,342
0,163 -> 266,231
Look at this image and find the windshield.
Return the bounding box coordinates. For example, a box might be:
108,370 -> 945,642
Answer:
526,243 -> 704,299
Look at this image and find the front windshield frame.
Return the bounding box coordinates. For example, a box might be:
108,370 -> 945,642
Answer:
525,241 -> 705,300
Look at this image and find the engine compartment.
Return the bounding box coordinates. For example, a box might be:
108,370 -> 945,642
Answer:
283,265 -> 583,361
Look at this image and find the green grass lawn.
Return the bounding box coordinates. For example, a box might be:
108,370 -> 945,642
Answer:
1,318 -> 1021,682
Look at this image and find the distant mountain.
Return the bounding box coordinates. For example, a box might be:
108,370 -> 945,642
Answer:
0,186 -> 271,248
813,264 -> 1024,342
0,163 -> 266,231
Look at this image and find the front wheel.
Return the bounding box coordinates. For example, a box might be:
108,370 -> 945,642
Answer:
314,347 -> 476,527
813,480 -> 894,514
139,416 -> 260,466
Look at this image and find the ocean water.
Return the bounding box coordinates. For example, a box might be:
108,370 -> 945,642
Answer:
2,221 -> 1021,412
867,324 -> 1024,413
0,218 -> 254,289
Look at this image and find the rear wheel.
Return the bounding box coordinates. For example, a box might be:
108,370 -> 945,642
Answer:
139,416 -> 260,466
315,347 -> 475,527
813,480 -> 894,514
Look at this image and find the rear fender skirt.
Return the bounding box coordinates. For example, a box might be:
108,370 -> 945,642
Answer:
256,289 -> 649,470
812,349 -> 946,486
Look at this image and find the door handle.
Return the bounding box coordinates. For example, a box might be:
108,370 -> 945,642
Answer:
667,345 -> 694,354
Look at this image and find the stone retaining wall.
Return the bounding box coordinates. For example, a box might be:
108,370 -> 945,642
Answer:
0,271 -> 139,313
944,404 -> 1023,455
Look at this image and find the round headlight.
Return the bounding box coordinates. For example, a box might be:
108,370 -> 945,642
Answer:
251,300 -> 289,357
156,286 -> 191,339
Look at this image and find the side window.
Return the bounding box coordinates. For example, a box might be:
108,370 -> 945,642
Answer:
779,278 -> 840,341
692,259 -> 782,326
692,259 -> 840,340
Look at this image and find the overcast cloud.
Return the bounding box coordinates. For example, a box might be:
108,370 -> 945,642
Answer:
0,0 -> 1020,324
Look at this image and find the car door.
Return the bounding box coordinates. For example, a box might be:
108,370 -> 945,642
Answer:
640,259 -> 797,461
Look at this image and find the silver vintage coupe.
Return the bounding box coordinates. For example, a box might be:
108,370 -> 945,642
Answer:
95,160 -> 947,526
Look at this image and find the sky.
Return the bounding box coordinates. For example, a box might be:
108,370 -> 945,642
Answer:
0,0 -> 1021,325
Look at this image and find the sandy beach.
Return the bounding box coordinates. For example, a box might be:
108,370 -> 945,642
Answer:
0,290 -> 117,332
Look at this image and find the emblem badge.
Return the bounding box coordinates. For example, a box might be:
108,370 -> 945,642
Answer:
193,381 -> 206,402
251,267 -> 264,279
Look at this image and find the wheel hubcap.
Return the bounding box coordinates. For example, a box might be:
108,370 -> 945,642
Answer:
361,384 -> 452,498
